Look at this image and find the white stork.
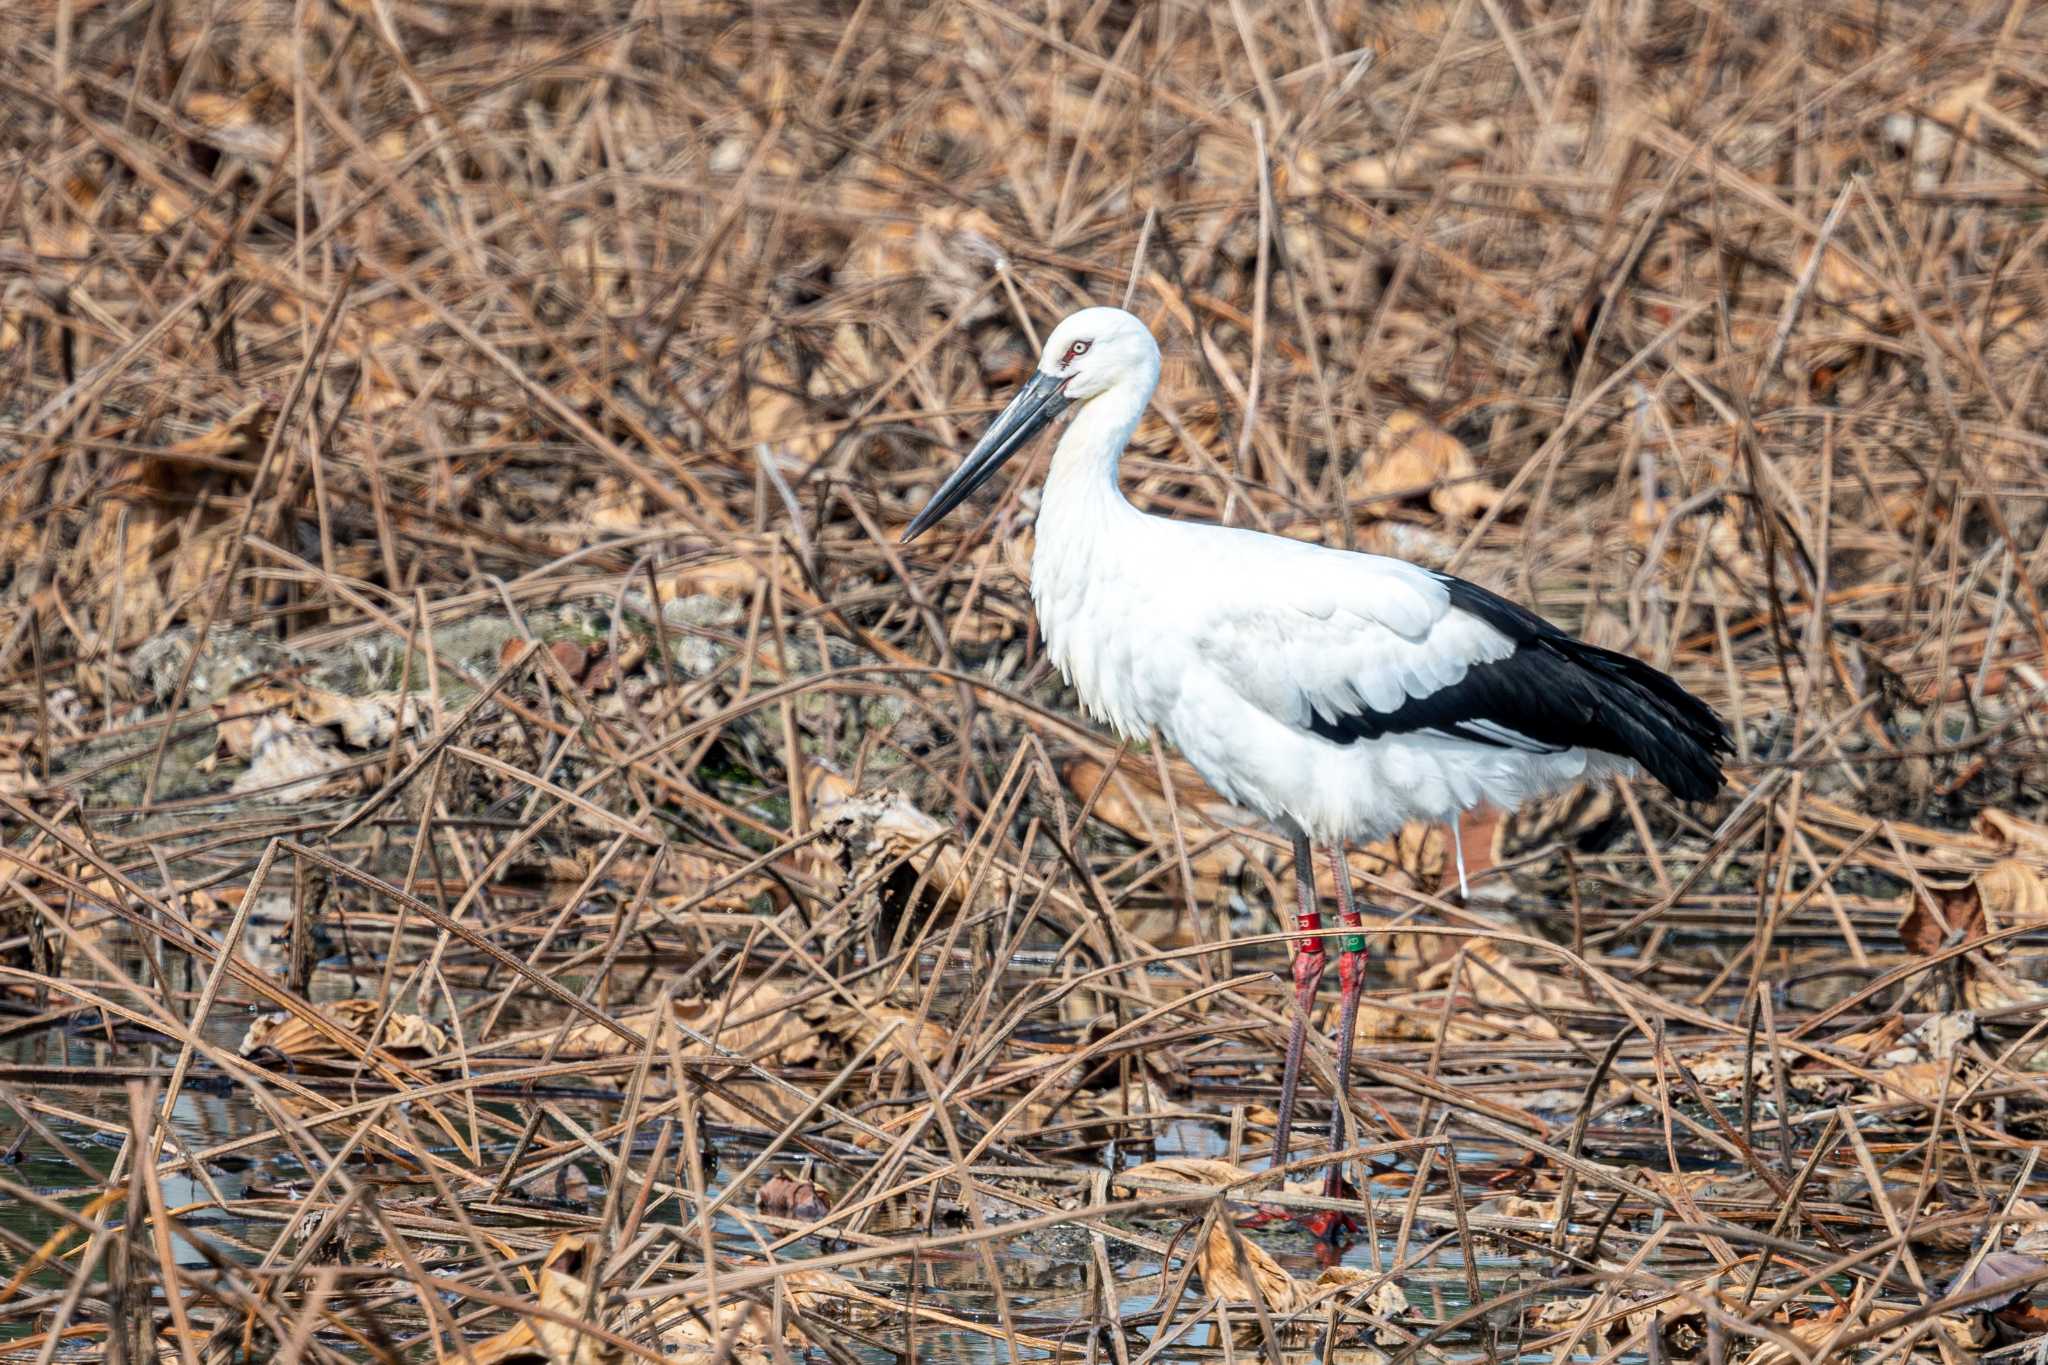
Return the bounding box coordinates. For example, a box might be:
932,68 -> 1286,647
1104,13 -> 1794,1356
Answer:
902,306 -> 1731,1204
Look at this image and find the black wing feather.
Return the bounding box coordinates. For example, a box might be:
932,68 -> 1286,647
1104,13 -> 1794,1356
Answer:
1306,574 -> 1734,802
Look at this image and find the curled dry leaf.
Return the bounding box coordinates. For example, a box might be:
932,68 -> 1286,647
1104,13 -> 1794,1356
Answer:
659,556 -> 778,604
1965,958 -> 2047,1012
1973,859 -> 2048,928
585,475 -> 643,534
183,91 -> 286,158
1980,810 -> 2048,856
0,733 -> 30,798
806,763 -> 1006,913
1114,1162 -> 1335,1219
801,997 -> 952,1066
240,998 -> 449,1061
1528,1284 -> 1704,1358
1351,998 -> 1447,1043
1880,76 -> 1996,189
226,716 -> 348,799
1746,1303 -> 1985,1365
1477,1194 -> 1555,1224
1308,1269 -> 1409,1344
841,192 -> 1008,322
213,685 -> 296,758
1868,1059 -> 1970,1105
215,681 -> 419,757
553,1165 -> 593,1207
647,850 -> 781,914
1195,1213 -> 1306,1314
1354,517 -> 1461,568
1343,119 -> 1500,190
1944,1249 -> 2048,1315
657,1264 -> 859,1358
469,1234 -> 617,1364
1902,883 -> 1988,956
1913,1014 -> 1979,1061
1824,1016 -> 1911,1064
1062,757 -> 1260,900
80,401 -> 274,639
933,535 -> 1036,646
1116,1158 -> 1274,1197
1413,940 -> 1593,1017
1352,817 -> 1456,902
1902,865 -> 2048,1011
1530,1294 -> 1628,1355
546,639 -> 595,685
1627,447 -> 1766,598
1821,1013 -> 1984,1106
1350,411 -> 1502,522
155,399 -> 273,468
1684,1049 -> 1774,1094
2009,1202 -> 2048,1257
291,686 -> 420,749
514,983 -> 818,1062
914,204 -> 1008,320
757,1171 -> 832,1223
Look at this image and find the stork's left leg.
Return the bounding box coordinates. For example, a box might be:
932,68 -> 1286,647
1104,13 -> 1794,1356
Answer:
1270,830 -> 1324,1177
1324,843 -> 1368,1199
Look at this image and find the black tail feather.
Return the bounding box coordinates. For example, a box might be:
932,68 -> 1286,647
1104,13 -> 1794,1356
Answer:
1435,575 -> 1734,802
1553,637 -> 1733,800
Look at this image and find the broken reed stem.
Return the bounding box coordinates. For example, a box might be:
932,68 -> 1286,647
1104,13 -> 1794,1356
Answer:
0,0 -> 2046,1357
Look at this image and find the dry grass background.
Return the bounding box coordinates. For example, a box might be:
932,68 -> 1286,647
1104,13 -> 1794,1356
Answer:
4,0 -> 2048,1359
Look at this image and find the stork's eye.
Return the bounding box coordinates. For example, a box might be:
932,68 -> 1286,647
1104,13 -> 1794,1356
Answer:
1061,339 -> 1092,367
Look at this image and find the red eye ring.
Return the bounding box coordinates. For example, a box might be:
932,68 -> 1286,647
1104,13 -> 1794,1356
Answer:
1061,339 -> 1092,366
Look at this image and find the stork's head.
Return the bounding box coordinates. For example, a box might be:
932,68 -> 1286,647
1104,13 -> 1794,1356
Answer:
1037,306 -> 1162,399
902,307 -> 1159,542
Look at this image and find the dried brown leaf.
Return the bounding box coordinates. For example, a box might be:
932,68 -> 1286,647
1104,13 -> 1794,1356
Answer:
469,1235 -> 618,1364
240,998 -> 449,1061
1196,1214 -> 1306,1313
757,1171 -> 832,1223
1350,410 -> 1501,521
512,984 -> 818,1062
1980,810 -> 2048,856
1901,885 -> 1986,956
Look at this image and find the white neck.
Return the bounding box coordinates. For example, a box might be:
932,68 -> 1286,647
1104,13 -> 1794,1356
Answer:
1037,372 -> 1150,535
1028,371 -> 1157,736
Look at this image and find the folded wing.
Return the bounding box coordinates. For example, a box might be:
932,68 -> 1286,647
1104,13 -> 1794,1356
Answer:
1190,539 -> 1732,802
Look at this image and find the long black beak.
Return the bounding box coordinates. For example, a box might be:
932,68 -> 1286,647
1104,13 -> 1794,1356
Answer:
901,371 -> 1069,543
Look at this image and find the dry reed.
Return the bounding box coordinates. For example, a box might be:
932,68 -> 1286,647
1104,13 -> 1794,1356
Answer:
3,0 -> 2048,1360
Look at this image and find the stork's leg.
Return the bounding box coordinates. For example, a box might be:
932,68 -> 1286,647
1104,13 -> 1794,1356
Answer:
1323,842 -> 1369,1199
1270,830 -> 1324,1175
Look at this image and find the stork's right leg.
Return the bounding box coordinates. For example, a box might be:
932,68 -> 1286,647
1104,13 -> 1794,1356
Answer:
1270,830 -> 1324,1175
1324,842 -> 1369,1200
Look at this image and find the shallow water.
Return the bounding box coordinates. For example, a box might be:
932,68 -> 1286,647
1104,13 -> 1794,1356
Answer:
0,901 -> 1936,1363
0,967 -> 1645,1363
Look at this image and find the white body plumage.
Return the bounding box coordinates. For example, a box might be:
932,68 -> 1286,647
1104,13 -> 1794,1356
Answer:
1025,315 -> 1620,845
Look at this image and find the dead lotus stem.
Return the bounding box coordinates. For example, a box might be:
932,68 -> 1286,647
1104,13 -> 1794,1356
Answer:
5,3 -> 2048,1359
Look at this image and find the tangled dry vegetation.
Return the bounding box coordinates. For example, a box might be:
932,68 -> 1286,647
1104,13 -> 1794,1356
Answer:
4,0 -> 2048,1359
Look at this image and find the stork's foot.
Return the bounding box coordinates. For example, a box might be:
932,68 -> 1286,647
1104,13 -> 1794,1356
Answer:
1303,1168 -> 1365,1246
1238,1202 -> 1293,1230
1305,1208 -> 1365,1250
1239,1185 -> 1362,1246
